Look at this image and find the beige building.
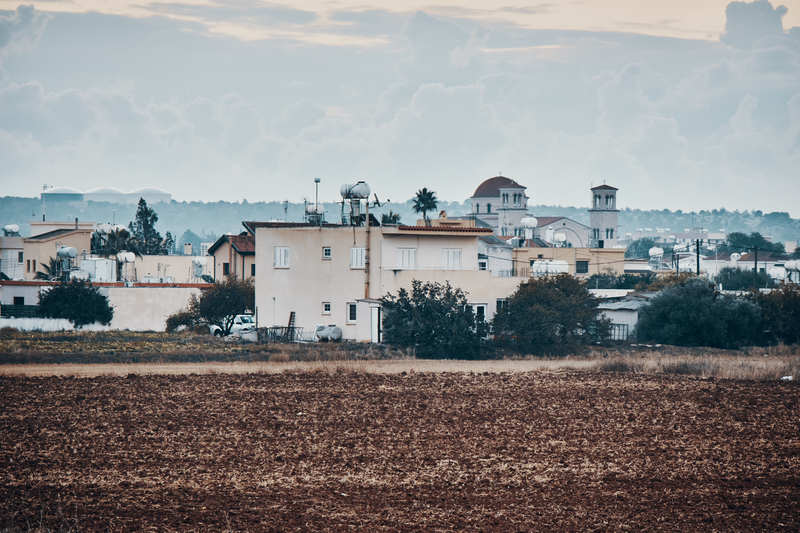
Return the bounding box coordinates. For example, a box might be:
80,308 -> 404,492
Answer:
249,221 -> 522,342
129,255 -> 211,283
22,228 -> 93,280
513,246 -> 625,278
208,233 -> 255,281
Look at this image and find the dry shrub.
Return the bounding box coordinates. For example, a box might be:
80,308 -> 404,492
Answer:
595,358 -> 643,373
0,327 -> 19,339
660,360 -> 718,376
268,352 -> 290,363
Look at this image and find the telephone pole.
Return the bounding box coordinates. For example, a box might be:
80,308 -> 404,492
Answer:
696,239 -> 701,275
753,246 -> 759,288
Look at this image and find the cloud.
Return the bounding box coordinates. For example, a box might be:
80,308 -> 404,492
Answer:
722,0 -> 789,48
143,1 -> 317,26
0,5 -> 48,63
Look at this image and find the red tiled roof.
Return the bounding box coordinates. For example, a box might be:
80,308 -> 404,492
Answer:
229,234 -> 254,254
533,216 -> 564,227
471,176 -> 526,198
396,225 -> 493,233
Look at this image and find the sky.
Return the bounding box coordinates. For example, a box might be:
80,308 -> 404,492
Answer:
0,1 -> 799,215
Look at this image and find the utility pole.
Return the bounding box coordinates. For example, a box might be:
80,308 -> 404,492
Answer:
696,239 -> 701,275
753,246 -> 759,288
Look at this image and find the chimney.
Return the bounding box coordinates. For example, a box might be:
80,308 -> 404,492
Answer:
183,242 -> 193,256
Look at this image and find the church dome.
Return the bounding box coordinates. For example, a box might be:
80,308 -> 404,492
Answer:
471,176 -> 526,198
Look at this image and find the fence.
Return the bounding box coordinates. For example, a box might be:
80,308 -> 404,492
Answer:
258,326 -> 304,343
0,304 -> 40,318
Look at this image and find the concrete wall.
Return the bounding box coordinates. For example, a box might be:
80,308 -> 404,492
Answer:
0,237 -> 24,280
102,286 -> 200,330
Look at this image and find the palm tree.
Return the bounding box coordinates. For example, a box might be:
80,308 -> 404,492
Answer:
381,211 -> 401,225
413,188 -> 438,226
35,257 -> 62,281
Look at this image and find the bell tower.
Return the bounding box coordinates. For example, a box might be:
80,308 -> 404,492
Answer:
589,184 -> 619,248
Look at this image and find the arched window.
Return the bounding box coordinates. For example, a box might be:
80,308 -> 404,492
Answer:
487,203 -> 492,213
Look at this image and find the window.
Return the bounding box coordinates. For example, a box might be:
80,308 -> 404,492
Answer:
350,247 -> 366,269
606,195 -> 613,208
592,228 -> 600,240
496,298 -> 507,312
13,296 -> 24,305
250,264 -> 255,276
441,248 -> 462,270
486,203 -> 491,213
17,251 -> 23,263
32,259 -> 35,272
398,248 -> 416,269
475,203 -> 480,213
274,246 -> 290,268
594,194 -> 601,208
322,246 -> 332,260
26,259 -> 30,272
347,302 -> 357,322
222,262 -> 230,275
474,304 -> 486,322
478,260 -> 487,271
576,260 -> 589,274
502,193 -> 508,204
322,302 -> 331,315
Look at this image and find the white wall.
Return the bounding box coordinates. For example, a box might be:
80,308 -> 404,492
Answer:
102,286 -> 201,330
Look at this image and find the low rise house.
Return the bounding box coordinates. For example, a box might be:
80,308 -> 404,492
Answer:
248,220 -> 522,342
512,246 -> 625,278
208,232 -> 256,281
23,226 -> 93,280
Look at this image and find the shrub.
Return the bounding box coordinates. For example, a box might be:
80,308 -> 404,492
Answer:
636,279 -> 762,348
596,359 -> 643,373
38,280 -> 114,327
492,274 -> 608,355
381,280 -> 486,359
165,310 -> 198,332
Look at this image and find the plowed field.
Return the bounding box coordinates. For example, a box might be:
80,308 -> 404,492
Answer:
1,372 -> 798,531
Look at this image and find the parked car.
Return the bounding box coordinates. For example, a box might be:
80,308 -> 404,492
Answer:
315,324 -> 342,342
209,314 -> 256,337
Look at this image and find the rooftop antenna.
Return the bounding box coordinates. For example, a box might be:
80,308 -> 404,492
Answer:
314,178 -> 320,215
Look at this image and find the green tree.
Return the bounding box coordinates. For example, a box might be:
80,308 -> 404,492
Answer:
715,267 -> 776,290
38,280 -> 114,327
636,279 -> 762,348
718,232 -> 785,255
492,274 -> 608,355
163,231 -> 176,255
586,272 -> 658,289
91,227 -> 142,257
381,280 -> 485,359
625,238 -> 656,259
751,284 -> 800,345
412,188 -> 438,226
193,277 -> 255,335
129,198 -> 166,254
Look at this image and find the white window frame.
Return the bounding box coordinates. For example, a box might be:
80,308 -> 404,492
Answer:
322,301 -> 331,315
346,302 -> 357,323
397,247 -> 417,269
273,246 -> 290,269
322,246 -> 332,260
473,303 -> 487,323
350,247 -> 366,269
442,248 -> 462,270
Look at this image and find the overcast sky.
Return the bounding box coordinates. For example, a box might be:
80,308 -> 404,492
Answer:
1,1 -> 799,215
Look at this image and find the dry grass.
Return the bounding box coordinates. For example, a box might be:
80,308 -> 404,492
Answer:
594,351 -> 800,380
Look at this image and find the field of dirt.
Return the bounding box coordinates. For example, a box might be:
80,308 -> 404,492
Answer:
1,371 -> 798,531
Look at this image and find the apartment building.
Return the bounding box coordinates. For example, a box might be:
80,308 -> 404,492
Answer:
248,221 -> 522,342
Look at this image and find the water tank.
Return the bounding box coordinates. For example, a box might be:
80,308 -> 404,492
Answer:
730,252 -> 741,262
340,181 -> 371,199
648,247 -> 664,258
57,246 -> 78,258
3,224 -> 20,235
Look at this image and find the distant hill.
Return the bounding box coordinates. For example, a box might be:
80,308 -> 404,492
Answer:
2,196 -> 798,245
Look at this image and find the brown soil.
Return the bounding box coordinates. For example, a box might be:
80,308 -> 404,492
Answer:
1,372 -> 798,531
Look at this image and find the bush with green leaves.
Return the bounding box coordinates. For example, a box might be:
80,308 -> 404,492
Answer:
165,309 -> 198,332
38,280 -> 114,327
636,278 -> 762,348
381,280 -> 486,359
586,272 -> 658,290
194,277 -> 255,335
492,274 -> 609,355
715,266 -> 776,290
